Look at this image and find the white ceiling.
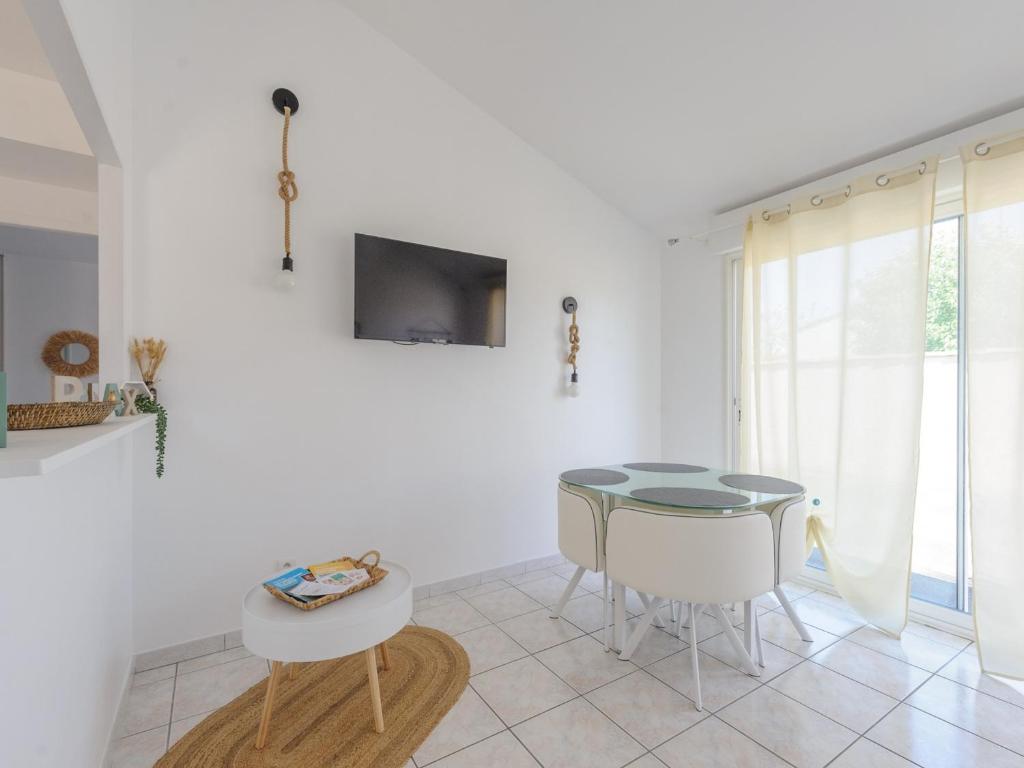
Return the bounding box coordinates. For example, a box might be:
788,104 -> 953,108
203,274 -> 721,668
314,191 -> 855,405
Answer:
0,0 -> 56,80
341,0 -> 1024,236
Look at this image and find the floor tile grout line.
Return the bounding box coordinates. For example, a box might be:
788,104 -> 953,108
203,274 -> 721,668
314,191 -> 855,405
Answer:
468,679 -> 583,732
636,708 -> 708,756
818,673 -> 932,768
711,713 -> 802,768
753,658 -> 887,734
864,663 -> 1024,765
839,628 -> 967,675
900,698 -> 1024,758
798,642 -> 939,702
859,735 -> 931,768
165,664 -> 179,753
460,669 -> 548,768
928,641 -> 1024,712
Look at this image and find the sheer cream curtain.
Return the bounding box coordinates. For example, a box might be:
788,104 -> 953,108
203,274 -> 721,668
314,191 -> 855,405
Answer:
962,134 -> 1024,679
741,160 -> 937,636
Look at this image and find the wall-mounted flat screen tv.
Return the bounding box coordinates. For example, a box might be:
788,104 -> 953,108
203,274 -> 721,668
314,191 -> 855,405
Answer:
354,234 -> 507,347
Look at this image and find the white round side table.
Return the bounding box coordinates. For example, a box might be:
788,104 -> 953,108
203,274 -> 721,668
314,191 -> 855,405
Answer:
242,561 -> 412,748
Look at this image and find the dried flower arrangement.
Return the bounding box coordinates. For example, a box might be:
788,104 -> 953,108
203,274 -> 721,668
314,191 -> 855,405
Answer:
131,337 -> 167,388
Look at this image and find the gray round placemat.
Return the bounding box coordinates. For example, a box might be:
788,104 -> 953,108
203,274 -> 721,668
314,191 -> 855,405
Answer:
622,462 -> 708,473
718,474 -> 805,494
630,486 -> 751,508
560,468 -> 629,486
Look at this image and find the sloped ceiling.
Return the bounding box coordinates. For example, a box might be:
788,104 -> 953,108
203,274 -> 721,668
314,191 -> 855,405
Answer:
341,0 -> 1024,236
0,0 -> 56,79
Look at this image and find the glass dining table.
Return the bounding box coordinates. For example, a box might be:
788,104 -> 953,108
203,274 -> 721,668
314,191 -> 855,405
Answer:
559,462 -> 805,659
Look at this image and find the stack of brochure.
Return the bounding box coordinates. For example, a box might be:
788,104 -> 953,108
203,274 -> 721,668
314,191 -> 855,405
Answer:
264,558 -> 371,604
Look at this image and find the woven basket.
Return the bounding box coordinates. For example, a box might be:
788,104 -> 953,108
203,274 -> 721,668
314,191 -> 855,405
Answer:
264,551 -> 389,611
7,401 -> 117,431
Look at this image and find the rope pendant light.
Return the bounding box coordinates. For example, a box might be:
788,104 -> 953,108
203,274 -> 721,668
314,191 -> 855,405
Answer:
272,88 -> 299,290
563,297 -> 581,397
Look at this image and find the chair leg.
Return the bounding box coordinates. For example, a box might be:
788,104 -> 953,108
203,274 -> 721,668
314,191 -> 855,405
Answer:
619,597 -> 663,661
674,601 -> 687,637
775,586 -> 814,642
688,603 -> 702,711
364,647 -> 384,733
754,612 -> 765,668
613,581 -> 626,652
550,565 -> 585,619
256,660 -> 283,749
602,571 -> 610,652
636,591 -> 666,628
710,604 -> 760,677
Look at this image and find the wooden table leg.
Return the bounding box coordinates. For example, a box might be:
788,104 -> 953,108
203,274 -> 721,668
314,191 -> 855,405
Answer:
256,661 -> 283,749
378,641 -> 392,671
364,647 -> 385,733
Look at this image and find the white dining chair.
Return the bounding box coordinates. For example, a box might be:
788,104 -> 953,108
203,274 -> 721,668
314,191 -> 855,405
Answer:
551,484 -> 611,648
606,506 -> 775,710
761,496 -> 814,642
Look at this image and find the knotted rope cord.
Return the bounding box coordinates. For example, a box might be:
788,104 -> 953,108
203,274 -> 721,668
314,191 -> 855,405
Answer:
277,106 -> 298,256
567,311 -> 580,372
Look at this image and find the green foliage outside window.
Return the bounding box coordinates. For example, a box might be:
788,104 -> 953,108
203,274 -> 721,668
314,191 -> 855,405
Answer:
926,220 -> 959,353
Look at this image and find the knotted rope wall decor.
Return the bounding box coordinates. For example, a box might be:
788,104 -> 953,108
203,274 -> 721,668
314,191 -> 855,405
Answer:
567,311 -> 580,373
278,105 -> 298,262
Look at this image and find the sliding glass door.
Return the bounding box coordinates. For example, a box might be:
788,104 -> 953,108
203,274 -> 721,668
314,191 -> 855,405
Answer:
729,210 -> 973,616
911,215 -> 969,611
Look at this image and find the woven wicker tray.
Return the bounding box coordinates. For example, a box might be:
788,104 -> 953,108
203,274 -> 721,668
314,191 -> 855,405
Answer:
263,551 -> 389,611
8,401 -> 117,431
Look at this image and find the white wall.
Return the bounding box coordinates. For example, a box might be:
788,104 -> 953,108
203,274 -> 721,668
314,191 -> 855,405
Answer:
660,239 -> 730,468
0,439 -> 134,768
130,0 -> 662,651
1,243 -> 98,403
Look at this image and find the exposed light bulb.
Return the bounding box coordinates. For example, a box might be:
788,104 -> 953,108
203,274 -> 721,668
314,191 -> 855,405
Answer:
276,254 -> 296,291
568,370 -> 581,398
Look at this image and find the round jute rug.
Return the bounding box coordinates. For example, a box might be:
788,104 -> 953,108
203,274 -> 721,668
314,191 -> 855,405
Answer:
156,626 -> 468,768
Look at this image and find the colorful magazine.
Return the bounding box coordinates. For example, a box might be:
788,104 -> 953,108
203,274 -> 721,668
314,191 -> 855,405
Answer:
264,566 -> 370,598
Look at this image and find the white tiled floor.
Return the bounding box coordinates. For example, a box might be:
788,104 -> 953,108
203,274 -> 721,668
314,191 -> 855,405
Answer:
111,569 -> 1024,768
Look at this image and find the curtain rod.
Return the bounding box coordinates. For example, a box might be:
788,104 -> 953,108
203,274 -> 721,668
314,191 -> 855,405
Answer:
685,153 -> 961,243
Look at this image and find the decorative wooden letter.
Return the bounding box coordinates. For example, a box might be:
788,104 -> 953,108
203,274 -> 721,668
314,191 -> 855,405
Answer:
121,386 -> 139,417
103,383 -> 125,416
51,375 -> 84,403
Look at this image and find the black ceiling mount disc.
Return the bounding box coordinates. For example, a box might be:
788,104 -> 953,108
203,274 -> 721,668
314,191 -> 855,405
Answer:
562,296 -> 578,314
272,88 -> 299,116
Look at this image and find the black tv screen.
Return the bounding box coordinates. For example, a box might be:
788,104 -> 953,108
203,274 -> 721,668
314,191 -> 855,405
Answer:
354,234 -> 507,347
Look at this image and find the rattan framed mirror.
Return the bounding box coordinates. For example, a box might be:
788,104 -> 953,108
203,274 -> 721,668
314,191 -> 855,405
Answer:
41,329 -> 99,378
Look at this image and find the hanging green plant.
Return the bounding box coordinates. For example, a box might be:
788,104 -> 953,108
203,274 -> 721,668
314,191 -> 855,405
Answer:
135,395 -> 168,477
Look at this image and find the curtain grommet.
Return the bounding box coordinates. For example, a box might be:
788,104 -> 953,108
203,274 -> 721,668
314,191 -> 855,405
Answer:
975,142 -> 991,157
876,174 -> 890,187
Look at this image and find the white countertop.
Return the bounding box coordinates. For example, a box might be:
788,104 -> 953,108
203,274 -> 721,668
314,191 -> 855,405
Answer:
0,414 -> 155,478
